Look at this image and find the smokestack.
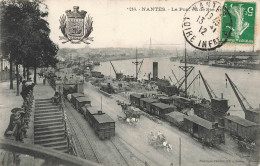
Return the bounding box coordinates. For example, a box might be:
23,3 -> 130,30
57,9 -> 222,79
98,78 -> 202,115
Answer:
153,62 -> 158,81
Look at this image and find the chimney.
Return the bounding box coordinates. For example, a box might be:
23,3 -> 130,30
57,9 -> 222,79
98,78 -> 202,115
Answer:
98,110 -> 102,115
153,62 -> 158,81
221,93 -> 223,99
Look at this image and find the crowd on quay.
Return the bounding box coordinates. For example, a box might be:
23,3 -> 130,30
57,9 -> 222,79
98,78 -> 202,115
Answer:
4,80 -> 35,143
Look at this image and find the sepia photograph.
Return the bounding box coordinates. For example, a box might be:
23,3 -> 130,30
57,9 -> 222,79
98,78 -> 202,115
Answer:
0,0 -> 259,166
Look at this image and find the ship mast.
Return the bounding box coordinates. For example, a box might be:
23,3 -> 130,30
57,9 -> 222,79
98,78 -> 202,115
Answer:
179,41 -> 194,97
132,48 -> 143,81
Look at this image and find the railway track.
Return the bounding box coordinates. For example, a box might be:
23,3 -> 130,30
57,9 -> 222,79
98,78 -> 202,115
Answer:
65,108 -> 88,159
110,139 -> 130,166
64,100 -> 101,164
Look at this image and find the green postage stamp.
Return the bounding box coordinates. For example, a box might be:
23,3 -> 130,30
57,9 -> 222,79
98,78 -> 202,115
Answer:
221,1 -> 256,44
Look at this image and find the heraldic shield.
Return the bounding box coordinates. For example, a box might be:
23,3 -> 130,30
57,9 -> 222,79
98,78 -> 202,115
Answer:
59,6 -> 93,44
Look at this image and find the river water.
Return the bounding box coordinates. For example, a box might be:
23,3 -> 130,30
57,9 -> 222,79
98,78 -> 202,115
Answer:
95,56 -> 260,118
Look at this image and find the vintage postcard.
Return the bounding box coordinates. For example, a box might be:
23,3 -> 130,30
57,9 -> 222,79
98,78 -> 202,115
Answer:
0,0 -> 260,166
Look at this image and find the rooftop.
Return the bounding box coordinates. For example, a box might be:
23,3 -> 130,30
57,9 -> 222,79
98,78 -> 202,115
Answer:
151,102 -> 175,110
93,114 -> 115,124
225,115 -> 258,127
166,111 -> 187,122
130,93 -> 145,99
140,98 -> 159,103
87,106 -> 100,114
76,96 -> 91,103
71,93 -> 85,98
185,115 -> 213,129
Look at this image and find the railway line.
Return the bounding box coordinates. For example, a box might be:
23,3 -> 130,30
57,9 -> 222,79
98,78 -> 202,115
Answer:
110,139 -> 130,166
64,94 -> 146,166
64,100 -> 101,163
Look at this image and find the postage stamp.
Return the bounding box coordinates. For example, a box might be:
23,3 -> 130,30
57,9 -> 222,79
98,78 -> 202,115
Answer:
182,0 -> 232,51
221,1 -> 256,44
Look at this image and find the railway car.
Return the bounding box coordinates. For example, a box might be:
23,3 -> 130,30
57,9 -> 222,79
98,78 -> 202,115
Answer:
130,93 -> 146,108
63,85 -> 76,98
224,115 -> 259,142
75,96 -> 91,113
172,96 -> 193,111
158,96 -> 173,105
92,112 -> 115,140
83,106 -> 104,126
150,102 -> 176,118
140,98 -> 159,111
183,115 -> 225,146
165,111 -> 187,129
70,93 -> 85,107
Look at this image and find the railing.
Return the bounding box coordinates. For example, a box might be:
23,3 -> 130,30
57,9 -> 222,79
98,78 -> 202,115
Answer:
0,139 -> 101,166
59,94 -> 78,156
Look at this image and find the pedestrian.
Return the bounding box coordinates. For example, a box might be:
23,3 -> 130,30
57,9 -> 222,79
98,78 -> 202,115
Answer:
4,108 -> 18,137
20,81 -> 27,101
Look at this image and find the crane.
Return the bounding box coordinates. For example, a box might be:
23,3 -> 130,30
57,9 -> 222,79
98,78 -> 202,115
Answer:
171,69 -> 180,86
225,73 -> 253,112
110,61 -> 123,80
199,70 -> 217,99
177,68 -> 194,90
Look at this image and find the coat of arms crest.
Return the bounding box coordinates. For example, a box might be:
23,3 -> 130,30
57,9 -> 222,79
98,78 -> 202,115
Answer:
59,6 -> 93,44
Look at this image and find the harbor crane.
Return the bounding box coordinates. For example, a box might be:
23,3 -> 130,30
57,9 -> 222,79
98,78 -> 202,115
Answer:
199,70 -> 217,99
225,73 -> 259,124
110,61 -> 123,80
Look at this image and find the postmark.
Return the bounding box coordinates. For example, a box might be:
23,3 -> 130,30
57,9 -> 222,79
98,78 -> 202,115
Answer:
221,1 -> 256,44
182,0 -> 232,51
59,6 -> 94,44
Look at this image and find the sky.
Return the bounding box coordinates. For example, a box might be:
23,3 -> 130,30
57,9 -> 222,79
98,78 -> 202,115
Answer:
45,0 -> 260,51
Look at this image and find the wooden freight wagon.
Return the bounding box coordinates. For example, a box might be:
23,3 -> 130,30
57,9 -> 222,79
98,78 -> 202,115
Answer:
84,106 -> 104,126
92,113 -> 115,139
63,85 -> 76,98
165,111 -> 187,129
184,115 -> 225,146
75,96 -> 91,113
224,115 -> 259,142
150,102 -> 176,118
159,96 -> 173,105
140,98 -> 159,112
172,96 -> 193,111
70,93 -> 85,107
130,93 -> 146,108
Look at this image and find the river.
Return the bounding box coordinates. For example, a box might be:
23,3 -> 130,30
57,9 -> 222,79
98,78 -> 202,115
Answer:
94,56 -> 260,118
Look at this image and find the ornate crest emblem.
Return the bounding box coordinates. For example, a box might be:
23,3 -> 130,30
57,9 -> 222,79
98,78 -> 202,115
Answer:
59,6 -> 93,44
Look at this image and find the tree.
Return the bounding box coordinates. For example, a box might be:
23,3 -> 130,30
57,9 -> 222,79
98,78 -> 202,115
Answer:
1,0 -> 59,93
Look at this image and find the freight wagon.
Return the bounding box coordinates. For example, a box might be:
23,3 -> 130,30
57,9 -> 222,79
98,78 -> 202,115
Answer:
70,93 -> 85,107
92,112 -> 115,140
63,85 -> 76,98
75,96 -> 91,113
224,115 -> 259,142
165,111 -> 187,129
150,102 -> 176,118
140,98 -> 159,112
130,93 -> 146,107
82,106 -> 103,126
184,115 -> 225,146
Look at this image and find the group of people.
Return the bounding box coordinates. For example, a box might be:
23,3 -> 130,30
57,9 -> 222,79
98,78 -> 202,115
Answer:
4,80 -> 34,143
